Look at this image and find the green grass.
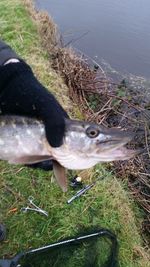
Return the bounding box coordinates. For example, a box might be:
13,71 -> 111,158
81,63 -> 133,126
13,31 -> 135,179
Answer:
0,163 -> 148,266
0,0 -> 149,266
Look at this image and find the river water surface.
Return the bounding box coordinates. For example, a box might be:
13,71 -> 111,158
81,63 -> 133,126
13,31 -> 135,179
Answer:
35,0 -> 150,79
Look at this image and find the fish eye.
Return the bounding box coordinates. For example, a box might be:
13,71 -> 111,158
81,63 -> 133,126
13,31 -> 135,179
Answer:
86,126 -> 100,138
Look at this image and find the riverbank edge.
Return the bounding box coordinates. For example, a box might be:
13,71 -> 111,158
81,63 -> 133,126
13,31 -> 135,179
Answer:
24,0 -> 150,239
0,0 -> 149,265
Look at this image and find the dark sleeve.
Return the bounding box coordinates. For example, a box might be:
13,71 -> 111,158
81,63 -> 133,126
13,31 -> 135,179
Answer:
0,40 -> 20,65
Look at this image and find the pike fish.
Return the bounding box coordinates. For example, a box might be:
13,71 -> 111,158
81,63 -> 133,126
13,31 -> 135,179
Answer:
0,115 -> 136,192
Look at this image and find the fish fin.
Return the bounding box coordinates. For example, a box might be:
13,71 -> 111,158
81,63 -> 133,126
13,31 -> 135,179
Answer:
9,155 -> 52,164
53,160 -> 67,192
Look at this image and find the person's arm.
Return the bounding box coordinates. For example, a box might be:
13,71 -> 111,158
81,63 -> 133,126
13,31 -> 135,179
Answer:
0,39 -> 20,65
0,41 -> 68,147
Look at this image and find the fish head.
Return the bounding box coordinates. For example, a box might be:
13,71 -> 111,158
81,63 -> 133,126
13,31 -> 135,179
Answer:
51,119 -> 136,170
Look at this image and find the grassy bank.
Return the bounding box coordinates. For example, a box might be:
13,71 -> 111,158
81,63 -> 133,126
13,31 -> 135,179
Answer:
0,0 -> 149,266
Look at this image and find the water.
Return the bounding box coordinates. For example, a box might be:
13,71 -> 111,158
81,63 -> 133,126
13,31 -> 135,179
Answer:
35,0 -> 150,79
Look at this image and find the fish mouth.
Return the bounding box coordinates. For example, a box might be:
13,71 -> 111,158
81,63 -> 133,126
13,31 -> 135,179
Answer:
96,146 -> 137,162
95,128 -> 136,161
97,128 -> 134,151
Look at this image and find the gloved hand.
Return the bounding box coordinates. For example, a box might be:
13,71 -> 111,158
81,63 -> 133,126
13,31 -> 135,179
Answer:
0,59 -> 68,148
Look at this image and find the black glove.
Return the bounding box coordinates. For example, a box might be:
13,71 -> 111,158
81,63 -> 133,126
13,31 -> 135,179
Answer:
0,60 -> 68,147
